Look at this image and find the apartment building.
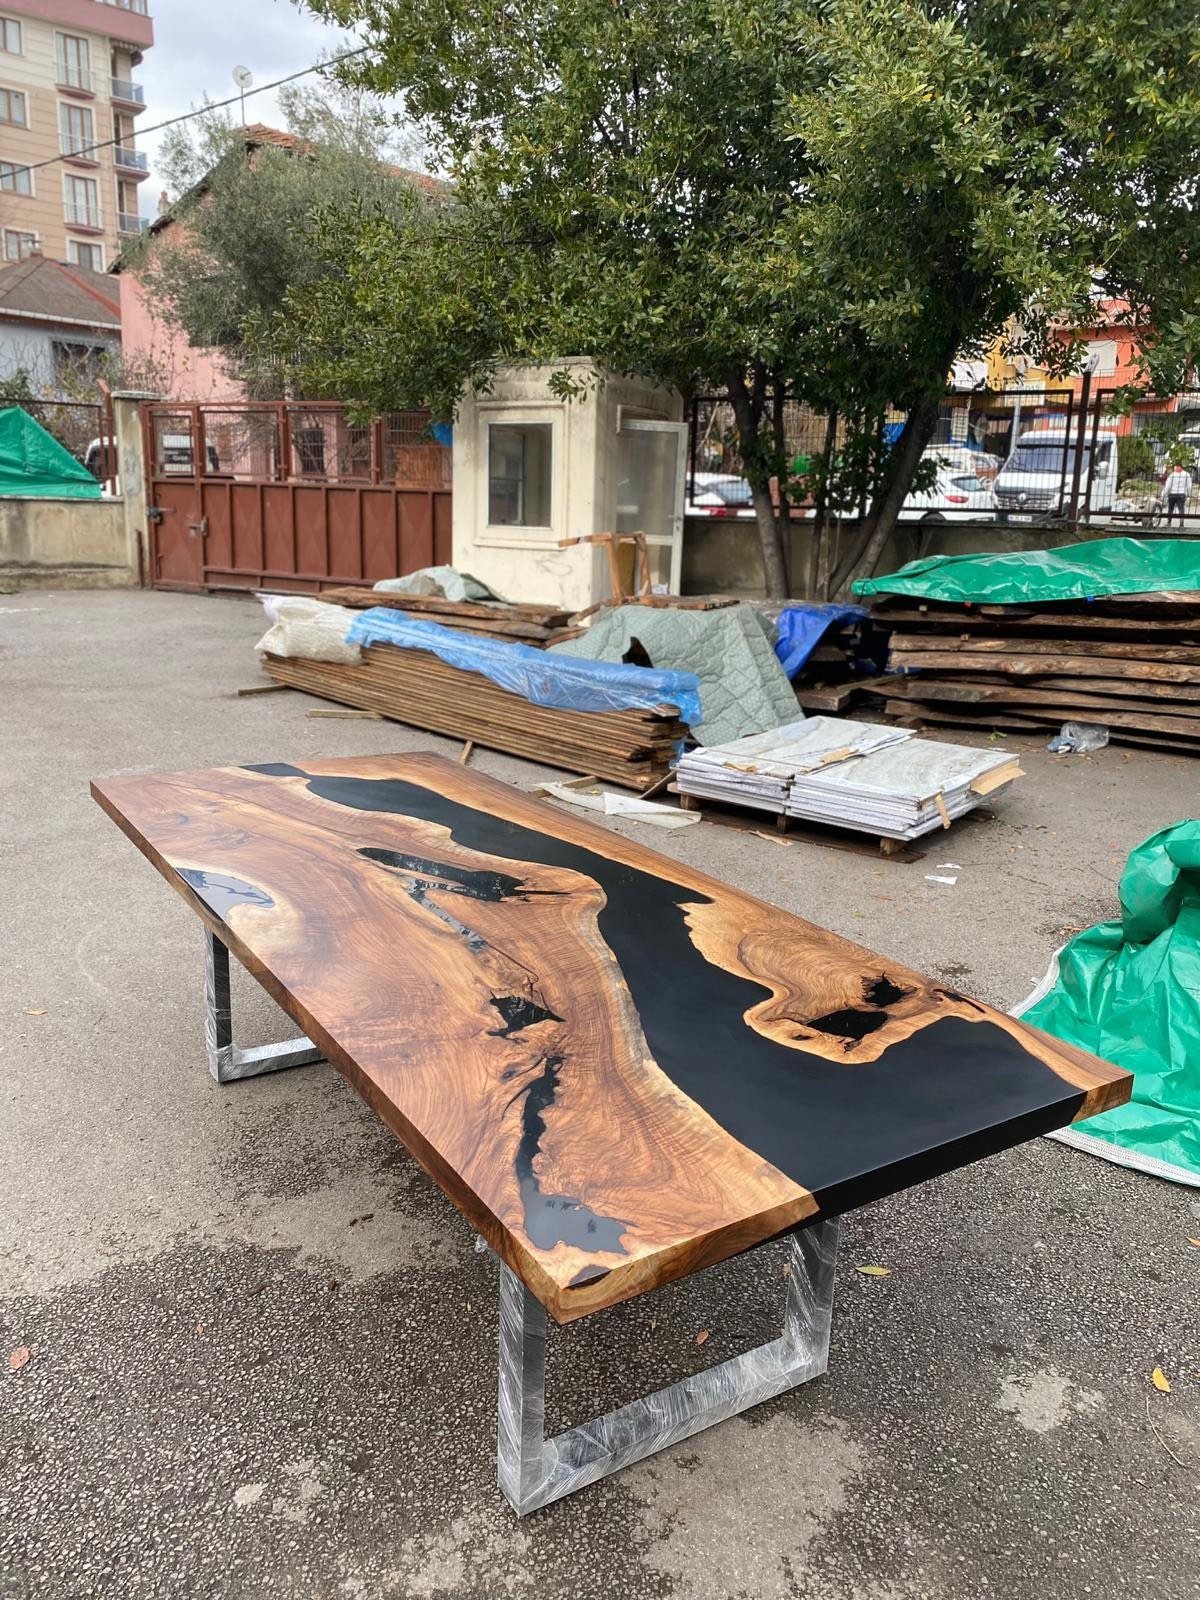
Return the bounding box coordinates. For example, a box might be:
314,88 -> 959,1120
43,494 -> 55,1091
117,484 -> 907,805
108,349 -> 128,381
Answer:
0,0 -> 153,273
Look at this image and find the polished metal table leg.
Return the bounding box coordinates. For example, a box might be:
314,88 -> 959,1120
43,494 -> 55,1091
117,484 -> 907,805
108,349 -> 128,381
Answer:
497,1218 -> 839,1515
204,928 -> 323,1083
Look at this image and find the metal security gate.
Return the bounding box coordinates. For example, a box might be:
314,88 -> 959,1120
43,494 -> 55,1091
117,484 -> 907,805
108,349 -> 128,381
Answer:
145,402 -> 452,592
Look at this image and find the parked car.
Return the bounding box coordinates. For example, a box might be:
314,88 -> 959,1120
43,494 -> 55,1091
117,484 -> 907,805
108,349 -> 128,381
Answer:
898,465 -> 995,522
925,445 -> 1004,480
83,433 -> 222,495
685,472 -> 755,517
993,427 -> 1118,518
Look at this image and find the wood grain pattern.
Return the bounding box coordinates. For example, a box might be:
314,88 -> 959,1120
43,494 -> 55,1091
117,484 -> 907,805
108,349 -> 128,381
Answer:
91,753 -> 1131,1323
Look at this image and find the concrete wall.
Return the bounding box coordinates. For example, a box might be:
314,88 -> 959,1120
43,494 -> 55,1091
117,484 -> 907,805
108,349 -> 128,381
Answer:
0,494 -> 132,586
681,515 -> 913,598
0,390 -> 154,586
453,361 -> 682,611
681,515 -> 1088,598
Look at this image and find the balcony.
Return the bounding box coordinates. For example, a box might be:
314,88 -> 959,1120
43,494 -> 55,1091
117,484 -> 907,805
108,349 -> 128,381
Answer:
65,201 -> 102,230
113,146 -> 149,175
118,211 -> 147,235
110,77 -> 145,108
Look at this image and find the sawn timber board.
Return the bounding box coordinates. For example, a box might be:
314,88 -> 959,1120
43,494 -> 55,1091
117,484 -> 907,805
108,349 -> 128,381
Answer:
91,753 -> 1131,1324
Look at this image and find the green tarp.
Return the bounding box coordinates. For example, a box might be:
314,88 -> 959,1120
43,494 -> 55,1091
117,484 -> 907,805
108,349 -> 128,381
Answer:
852,537 -> 1200,605
1015,822 -> 1200,1187
0,406 -> 100,499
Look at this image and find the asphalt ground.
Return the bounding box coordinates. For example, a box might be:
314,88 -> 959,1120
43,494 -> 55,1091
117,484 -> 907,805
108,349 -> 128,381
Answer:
2,588 -> 1197,1600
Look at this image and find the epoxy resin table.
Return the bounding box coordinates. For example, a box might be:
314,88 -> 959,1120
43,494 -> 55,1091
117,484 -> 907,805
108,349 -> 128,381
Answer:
92,754 -> 1131,1513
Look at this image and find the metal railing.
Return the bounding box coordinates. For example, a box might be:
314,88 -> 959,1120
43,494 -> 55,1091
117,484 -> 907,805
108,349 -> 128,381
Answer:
117,211 -> 146,235
147,401 -> 451,487
687,384 -> 1200,531
0,395 -> 116,491
56,64 -> 94,93
99,0 -> 149,14
59,129 -> 95,159
110,77 -> 144,105
64,199 -> 101,228
113,146 -> 148,172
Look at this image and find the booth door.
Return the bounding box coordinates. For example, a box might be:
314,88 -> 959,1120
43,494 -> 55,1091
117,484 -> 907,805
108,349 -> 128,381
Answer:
615,420 -> 687,594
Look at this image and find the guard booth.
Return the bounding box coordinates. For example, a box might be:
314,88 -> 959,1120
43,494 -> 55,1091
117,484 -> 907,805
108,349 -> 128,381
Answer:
452,360 -> 686,612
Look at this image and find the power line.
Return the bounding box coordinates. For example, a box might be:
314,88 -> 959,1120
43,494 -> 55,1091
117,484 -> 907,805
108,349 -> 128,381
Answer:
20,44 -> 373,177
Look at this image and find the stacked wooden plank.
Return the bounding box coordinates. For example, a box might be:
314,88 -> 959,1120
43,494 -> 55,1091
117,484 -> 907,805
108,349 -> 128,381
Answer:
865,592 -> 1200,754
318,586 -> 573,645
260,644 -> 687,790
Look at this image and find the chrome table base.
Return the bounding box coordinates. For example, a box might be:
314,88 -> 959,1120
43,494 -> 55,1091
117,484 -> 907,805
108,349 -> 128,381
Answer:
200,930 -> 836,1513
204,929 -> 323,1083
497,1218 -> 839,1515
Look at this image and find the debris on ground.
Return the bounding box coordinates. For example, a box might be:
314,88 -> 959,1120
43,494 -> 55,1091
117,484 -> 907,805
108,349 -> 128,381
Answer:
1047,721 -> 1109,755
533,777 -> 700,828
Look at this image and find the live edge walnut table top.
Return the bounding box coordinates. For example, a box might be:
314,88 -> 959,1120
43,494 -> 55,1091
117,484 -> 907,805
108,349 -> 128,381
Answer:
92,753 -> 1130,1325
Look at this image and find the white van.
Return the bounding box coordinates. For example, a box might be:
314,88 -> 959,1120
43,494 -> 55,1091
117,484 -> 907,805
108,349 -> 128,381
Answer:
993,427 -> 1119,519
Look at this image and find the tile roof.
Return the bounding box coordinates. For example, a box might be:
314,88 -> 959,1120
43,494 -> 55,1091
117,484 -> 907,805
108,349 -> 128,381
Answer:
0,254 -> 122,329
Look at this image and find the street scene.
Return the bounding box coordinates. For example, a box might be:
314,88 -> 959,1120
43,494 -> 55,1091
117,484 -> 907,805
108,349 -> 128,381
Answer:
1,2 -> 1198,1598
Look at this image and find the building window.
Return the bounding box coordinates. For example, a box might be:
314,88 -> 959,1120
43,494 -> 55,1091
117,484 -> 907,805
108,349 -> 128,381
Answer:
487,423 -> 553,527
0,86 -> 26,125
0,160 -> 31,194
52,340 -> 107,384
1086,339 -> 1119,375
68,240 -> 103,270
3,229 -> 37,260
64,174 -> 100,228
0,18 -> 21,53
55,33 -> 91,91
59,102 -> 94,157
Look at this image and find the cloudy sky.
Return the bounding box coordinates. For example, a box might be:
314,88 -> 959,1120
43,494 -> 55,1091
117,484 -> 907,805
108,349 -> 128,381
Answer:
137,0 -> 363,204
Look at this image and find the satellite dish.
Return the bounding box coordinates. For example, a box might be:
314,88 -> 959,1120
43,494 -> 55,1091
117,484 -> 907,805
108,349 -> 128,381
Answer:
232,65 -> 253,90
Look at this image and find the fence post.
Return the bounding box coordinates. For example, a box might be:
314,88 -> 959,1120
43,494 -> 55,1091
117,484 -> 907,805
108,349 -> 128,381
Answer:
110,389 -> 161,587
1067,360 -> 1096,525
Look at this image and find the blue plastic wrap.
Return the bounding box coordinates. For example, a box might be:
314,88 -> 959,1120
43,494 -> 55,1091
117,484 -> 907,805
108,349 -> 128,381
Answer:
774,604 -> 868,679
346,609 -> 703,725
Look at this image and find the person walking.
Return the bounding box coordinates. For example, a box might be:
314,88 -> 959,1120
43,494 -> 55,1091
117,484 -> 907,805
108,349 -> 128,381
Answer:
1163,461 -> 1192,526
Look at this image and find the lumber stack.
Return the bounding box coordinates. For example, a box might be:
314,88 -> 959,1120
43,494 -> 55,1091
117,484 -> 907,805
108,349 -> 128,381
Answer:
260,643 -> 687,789
318,586 -> 574,645
865,592 -> 1200,754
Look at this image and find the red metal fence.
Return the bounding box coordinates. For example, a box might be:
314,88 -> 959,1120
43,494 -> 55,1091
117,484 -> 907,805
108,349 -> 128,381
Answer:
144,401 -> 452,592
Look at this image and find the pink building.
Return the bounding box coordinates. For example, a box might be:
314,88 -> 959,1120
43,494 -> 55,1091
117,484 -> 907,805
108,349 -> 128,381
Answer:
116,235 -> 245,401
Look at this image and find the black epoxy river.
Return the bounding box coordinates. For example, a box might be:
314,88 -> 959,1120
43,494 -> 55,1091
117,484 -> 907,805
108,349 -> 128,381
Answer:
244,764 -> 1085,1214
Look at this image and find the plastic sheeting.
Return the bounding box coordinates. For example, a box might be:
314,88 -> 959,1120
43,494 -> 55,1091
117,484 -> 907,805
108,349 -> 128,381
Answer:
851,537 -> 1200,605
0,407 -> 100,499
550,604 -> 794,746
1015,821 -> 1200,1187
372,565 -> 500,603
774,604 -> 868,678
346,608 -> 703,724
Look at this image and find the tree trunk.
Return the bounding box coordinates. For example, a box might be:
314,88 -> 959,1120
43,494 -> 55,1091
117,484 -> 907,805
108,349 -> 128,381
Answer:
750,484 -> 790,599
726,369 -> 789,601
829,390 -> 942,595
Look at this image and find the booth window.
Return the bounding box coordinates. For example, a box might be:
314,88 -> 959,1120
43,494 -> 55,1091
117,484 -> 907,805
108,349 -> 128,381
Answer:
488,423 -> 552,527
